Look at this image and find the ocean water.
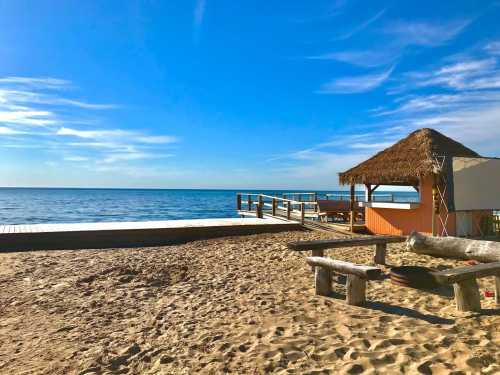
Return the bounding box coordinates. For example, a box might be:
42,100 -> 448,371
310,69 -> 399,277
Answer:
0,188 -> 419,225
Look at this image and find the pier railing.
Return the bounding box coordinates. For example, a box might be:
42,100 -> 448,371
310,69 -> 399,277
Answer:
236,193 -> 317,224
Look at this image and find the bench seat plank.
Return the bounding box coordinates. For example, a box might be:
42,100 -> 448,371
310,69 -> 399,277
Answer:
433,261 -> 500,284
306,257 -> 381,280
288,235 -> 406,251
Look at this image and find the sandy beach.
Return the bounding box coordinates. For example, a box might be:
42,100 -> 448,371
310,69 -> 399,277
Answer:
0,230 -> 499,374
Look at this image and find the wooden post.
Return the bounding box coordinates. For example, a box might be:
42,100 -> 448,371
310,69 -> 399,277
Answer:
346,274 -> 366,306
256,202 -> 263,219
247,195 -> 252,212
236,194 -> 242,211
272,198 -> 277,216
350,184 -> 355,232
365,184 -> 372,202
314,266 -> 332,296
374,243 -> 386,265
453,278 -> 481,312
287,201 -> 291,220
495,275 -> 500,304
300,202 -> 305,225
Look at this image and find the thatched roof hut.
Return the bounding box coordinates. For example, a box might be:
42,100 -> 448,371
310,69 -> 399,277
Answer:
339,128 -> 480,186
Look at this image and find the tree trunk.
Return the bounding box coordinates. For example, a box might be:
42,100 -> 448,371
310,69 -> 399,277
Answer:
407,231 -> 500,263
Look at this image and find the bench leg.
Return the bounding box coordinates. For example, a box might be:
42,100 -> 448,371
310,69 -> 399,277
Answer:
315,266 -> 332,296
374,243 -> 386,265
346,274 -> 366,306
495,275 -> 500,305
453,278 -> 481,312
311,249 -> 324,272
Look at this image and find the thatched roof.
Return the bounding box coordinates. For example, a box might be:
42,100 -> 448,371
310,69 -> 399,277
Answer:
339,128 -> 480,186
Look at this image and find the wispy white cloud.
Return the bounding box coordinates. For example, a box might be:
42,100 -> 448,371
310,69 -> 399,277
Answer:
335,9 -> 386,40
0,76 -> 180,168
317,66 -> 395,94
308,49 -> 399,68
485,41 -> 500,55
56,127 -> 128,139
383,19 -> 471,47
0,109 -> 56,126
0,77 -> 70,89
63,156 -> 89,162
0,126 -> 26,135
102,152 -> 172,164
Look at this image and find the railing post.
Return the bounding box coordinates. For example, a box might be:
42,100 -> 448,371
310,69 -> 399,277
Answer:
237,194 -> 242,211
247,195 -> 252,211
301,202 -> 305,225
272,198 -> 277,216
258,194 -> 263,209
287,201 -> 291,220
256,202 -> 263,218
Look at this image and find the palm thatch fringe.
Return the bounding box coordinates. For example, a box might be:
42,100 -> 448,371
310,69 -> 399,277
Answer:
338,128 -> 480,186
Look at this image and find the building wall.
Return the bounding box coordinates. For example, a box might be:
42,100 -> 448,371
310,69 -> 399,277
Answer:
365,176 -> 457,236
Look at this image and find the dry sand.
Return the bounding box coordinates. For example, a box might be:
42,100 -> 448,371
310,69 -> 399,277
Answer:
0,230 -> 499,374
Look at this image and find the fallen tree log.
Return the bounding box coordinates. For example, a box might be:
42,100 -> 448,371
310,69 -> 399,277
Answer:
407,231 -> 500,262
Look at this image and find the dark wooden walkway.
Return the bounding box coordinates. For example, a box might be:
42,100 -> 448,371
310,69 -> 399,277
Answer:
0,218 -> 302,252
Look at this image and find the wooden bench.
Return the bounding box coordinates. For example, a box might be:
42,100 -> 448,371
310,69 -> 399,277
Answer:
288,235 -> 406,265
306,257 -> 382,306
316,200 -> 364,223
432,261 -> 500,312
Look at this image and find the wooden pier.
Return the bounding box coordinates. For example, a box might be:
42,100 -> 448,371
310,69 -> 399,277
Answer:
236,192 -> 369,234
0,217 -> 302,252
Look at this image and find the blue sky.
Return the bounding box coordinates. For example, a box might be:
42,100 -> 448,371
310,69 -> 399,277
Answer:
0,0 -> 499,189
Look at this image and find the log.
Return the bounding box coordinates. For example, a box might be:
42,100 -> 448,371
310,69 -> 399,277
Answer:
305,257 -> 381,280
453,278 -> 481,312
407,231 -> 500,263
374,243 -> 386,265
346,274 -> 366,306
315,266 -> 332,296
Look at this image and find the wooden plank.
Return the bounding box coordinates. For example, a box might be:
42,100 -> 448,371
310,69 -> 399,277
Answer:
433,261 -> 500,284
288,235 -> 406,251
305,257 -> 381,280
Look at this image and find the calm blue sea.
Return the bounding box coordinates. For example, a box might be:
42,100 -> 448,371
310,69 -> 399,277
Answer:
0,188 -> 419,225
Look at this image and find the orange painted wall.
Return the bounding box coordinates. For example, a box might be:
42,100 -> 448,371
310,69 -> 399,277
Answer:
365,176 -> 457,236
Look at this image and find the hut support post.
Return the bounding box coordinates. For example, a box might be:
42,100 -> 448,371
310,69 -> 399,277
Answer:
350,184 -> 355,232
365,184 -> 372,202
